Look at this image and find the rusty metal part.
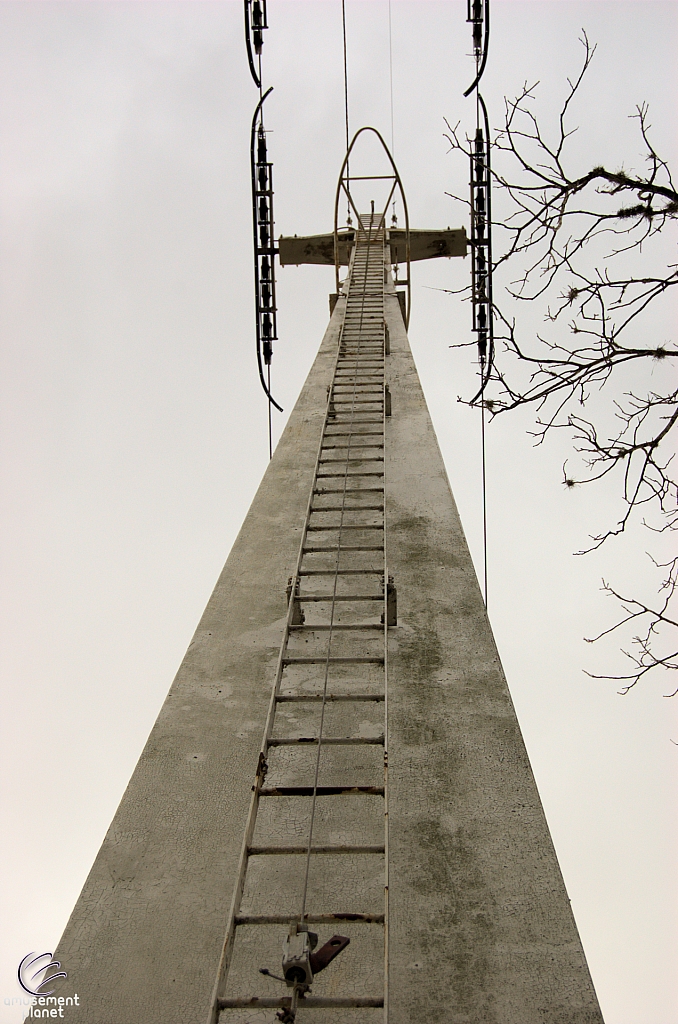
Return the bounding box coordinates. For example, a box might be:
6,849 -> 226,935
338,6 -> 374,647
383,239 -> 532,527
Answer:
309,934 -> 351,974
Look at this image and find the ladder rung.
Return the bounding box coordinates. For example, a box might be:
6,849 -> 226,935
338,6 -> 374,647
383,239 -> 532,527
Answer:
310,505 -> 384,512
302,545 -> 384,552
260,786 -> 384,797
276,693 -> 384,702
313,486 -> 383,492
231,911 -> 384,925
298,569 -> 381,576
295,594 -> 383,602
315,473 -> 384,478
283,655 -> 384,663
218,997 -> 384,1010
248,843 -> 385,855
305,525 -> 383,531
289,622 -> 382,629
268,735 -> 384,746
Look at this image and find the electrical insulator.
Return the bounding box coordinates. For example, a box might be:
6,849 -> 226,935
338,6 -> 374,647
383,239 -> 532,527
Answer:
467,0 -> 484,54
478,331 -> 487,361
251,0 -> 268,57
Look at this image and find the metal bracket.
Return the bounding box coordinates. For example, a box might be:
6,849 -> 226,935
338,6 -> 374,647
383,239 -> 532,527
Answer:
385,385 -> 392,417
286,577 -> 305,625
384,322 -> 390,355
309,934 -> 350,974
381,574 -> 397,626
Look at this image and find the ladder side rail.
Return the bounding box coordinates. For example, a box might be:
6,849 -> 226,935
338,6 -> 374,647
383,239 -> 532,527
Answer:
206,245 -> 360,1024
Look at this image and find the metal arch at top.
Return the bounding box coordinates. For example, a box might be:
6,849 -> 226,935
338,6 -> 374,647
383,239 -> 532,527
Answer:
333,127 -> 412,329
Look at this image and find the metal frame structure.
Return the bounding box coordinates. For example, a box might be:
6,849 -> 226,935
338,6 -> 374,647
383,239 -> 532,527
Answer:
334,127 -> 411,329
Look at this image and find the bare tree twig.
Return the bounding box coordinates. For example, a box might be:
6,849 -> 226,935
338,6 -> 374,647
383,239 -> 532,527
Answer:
446,31 -> 677,693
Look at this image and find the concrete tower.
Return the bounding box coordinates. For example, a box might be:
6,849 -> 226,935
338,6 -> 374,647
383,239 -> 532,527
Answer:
43,140 -> 604,1024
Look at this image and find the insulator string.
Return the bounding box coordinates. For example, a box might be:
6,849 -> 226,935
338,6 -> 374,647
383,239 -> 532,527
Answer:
464,0 -> 494,608
244,1 -> 283,451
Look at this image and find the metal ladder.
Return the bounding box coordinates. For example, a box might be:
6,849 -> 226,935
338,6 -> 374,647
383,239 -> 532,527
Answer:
208,215 -> 391,1024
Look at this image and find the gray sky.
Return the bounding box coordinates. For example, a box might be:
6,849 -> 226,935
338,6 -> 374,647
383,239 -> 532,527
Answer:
1,2 -> 676,1022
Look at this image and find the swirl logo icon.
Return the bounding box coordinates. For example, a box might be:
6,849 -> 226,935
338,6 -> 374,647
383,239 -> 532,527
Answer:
18,953 -> 67,997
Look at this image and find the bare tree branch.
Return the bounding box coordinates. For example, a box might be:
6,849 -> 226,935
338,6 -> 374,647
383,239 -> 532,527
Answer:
446,31 -> 677,694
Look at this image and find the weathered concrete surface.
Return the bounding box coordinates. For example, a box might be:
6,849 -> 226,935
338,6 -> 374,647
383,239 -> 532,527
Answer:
45,301 -> 344,1024
384,275 -> 604,1023
46,262 -> 603,1024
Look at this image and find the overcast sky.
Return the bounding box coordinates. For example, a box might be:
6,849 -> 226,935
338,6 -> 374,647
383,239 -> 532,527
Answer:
1,2 -> 676,1023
